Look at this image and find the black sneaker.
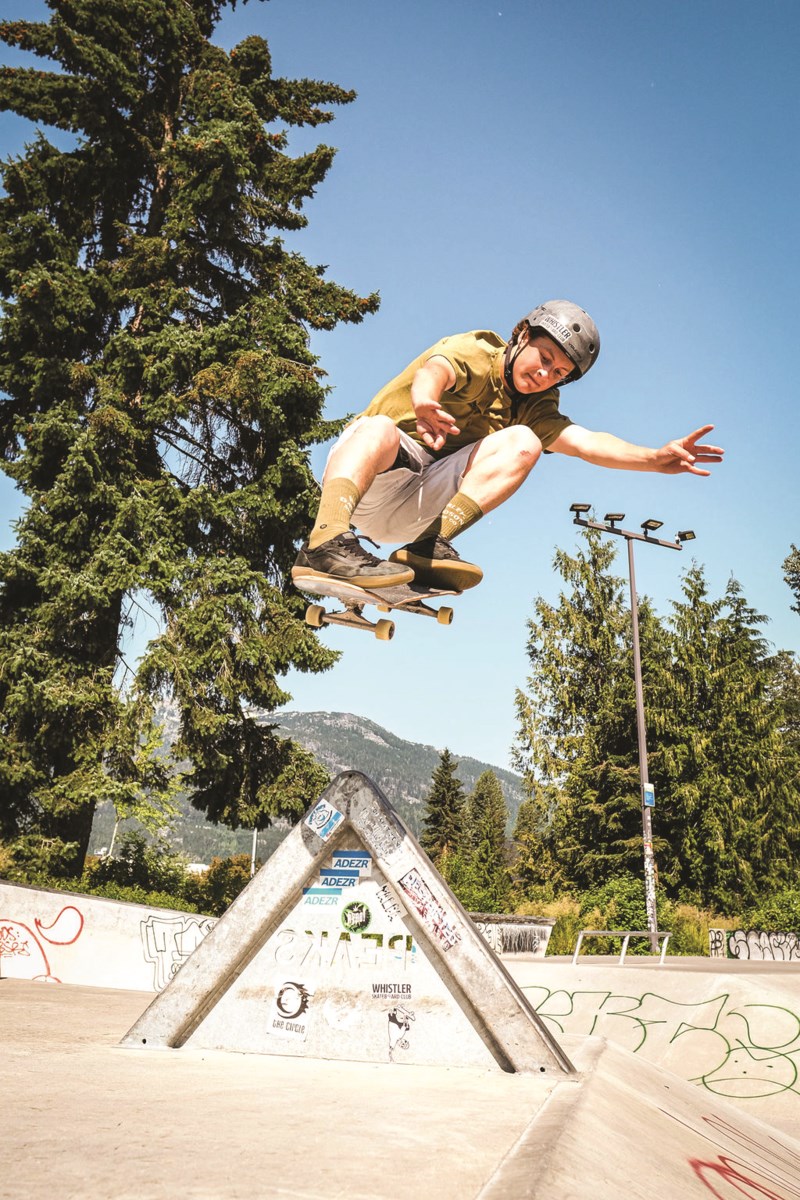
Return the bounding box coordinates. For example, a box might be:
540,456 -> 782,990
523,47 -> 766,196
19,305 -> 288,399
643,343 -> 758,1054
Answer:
389,534 -> 483,591
292,531 -> 414,588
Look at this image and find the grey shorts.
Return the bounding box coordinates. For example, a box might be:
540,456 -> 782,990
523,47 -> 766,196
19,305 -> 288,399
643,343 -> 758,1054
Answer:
325,417 -> 476,546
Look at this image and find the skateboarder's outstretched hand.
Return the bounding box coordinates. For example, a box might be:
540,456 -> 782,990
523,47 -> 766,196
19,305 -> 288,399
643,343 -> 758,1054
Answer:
652,425 -> 725,476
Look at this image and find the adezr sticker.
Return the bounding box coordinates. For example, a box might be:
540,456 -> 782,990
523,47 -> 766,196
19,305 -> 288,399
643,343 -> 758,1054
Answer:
304,798 -> 345,842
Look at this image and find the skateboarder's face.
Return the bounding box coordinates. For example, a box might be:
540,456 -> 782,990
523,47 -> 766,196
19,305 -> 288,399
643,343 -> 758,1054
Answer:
511,333 -> 574,393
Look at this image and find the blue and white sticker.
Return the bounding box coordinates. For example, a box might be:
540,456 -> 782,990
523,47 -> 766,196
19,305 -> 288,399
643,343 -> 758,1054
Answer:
319,868 -> 360,888
305,798 -> 345,842
331,849 -> 371,873
303,886 -> 341,906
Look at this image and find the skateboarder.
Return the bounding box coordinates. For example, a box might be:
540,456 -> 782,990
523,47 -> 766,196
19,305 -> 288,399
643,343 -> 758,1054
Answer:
292,300 -> 724,593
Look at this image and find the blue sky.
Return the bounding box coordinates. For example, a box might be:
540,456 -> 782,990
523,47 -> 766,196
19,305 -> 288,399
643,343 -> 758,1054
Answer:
1,0 -> 799,770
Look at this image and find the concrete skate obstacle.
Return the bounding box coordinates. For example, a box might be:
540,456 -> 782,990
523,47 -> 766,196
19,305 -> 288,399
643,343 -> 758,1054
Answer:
120,770 -> 573,1074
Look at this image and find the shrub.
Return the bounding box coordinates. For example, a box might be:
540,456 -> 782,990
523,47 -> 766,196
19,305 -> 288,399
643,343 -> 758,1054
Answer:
0,834 -> 81,883
89,831 -> 187,895
516,896 -> 586,955
658,902 -> 732,956
185,854 -> 253,917
517,880 -> 742,957
742,888 -> 800,932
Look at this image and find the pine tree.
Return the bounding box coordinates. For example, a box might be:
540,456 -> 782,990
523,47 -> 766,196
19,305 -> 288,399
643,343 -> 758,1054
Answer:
563,595 -> 673,888
514,529 -> 800,913
420,748 -> 466,868
461,769 -> 510,912
512,527 -> 640,889
650,567 -> 800,910
0,1 -> 377,873
784,545 -> 800,617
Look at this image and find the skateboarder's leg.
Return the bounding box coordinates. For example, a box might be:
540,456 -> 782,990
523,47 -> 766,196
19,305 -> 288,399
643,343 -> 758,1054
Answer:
389,427 -> 543,589
460,425 -> 544,512
309,415 -> 401,548
294,417 -> 414,588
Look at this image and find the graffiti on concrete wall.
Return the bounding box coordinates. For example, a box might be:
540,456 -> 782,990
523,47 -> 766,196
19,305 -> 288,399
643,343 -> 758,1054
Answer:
0,905 -> 85,982
525,983 -> 800,1102
709,929 -> 800,962
140,913 -> 217,991
730,932 -> 800,963
472,919 -> 551,956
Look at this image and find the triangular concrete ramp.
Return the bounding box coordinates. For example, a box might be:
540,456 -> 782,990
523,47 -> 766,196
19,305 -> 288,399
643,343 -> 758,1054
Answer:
121,771 -> 572,1075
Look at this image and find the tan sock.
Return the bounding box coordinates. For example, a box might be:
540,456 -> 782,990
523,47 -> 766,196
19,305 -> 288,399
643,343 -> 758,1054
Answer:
308,478 -> 363,549
415,492 -> 483,544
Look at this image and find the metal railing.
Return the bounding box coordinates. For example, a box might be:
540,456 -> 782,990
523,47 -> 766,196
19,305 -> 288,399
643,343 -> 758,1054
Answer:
572,929 -> 671,966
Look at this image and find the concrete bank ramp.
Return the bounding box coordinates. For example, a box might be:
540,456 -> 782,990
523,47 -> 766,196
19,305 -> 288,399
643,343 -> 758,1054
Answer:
481,1035 -> 800,1199
121,771 -> 571,1074
511,958 -> 800,1137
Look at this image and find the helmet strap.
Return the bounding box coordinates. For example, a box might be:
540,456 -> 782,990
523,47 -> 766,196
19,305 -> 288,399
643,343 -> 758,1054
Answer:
503,335 -> 527,414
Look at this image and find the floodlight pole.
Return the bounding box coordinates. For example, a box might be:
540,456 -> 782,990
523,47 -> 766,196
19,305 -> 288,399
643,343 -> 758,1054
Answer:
625,535 -> 657,948
569,507 -> 690,951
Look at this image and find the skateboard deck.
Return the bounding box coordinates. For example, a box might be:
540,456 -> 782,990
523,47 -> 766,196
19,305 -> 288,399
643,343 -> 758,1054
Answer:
293,574 -> 460,640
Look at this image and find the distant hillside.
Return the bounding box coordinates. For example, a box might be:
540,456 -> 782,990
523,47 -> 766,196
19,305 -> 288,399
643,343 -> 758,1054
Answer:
90,708 -> 524,861
273,710 -> 524,833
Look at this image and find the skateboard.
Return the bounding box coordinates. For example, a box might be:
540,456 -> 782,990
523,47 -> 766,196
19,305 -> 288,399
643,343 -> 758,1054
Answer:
293,574 -> 460,640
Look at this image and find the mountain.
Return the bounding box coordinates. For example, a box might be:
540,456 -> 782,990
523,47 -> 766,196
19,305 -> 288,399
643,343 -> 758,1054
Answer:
272,710 -> 524,834
89,709 -> 525,863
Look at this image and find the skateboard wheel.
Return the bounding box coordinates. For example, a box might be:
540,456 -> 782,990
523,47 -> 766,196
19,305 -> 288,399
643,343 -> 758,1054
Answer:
306,604 -> 326,628
376,603 -> 391,613
375,619 -> 395,641
437,607 -> 454,626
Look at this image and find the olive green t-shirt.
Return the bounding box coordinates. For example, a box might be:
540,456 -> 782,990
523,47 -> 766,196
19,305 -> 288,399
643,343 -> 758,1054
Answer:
358,330 -> 572,458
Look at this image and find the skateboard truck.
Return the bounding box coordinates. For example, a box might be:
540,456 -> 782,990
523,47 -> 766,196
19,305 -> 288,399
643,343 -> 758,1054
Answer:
295,575 -> 457,641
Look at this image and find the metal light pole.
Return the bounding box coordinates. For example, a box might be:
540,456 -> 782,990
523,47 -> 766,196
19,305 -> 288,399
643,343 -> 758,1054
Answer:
569,504 -> 695,949
250,826 -> 259,877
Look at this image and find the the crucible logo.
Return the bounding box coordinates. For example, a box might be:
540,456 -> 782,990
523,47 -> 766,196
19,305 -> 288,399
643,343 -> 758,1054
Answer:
275,981 -> 312,1021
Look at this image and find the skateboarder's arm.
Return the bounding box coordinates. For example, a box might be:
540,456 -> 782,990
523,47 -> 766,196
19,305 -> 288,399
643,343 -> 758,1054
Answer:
549,423 -> 724,477
411,356 -> 460,452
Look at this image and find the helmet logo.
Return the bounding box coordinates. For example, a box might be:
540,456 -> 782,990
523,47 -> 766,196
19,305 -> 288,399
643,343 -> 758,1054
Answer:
538,313 -> 573,342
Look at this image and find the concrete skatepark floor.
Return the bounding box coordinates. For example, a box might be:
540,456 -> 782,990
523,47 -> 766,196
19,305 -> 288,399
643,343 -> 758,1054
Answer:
2,978 -> 558,1200
7,970 -> 800,1200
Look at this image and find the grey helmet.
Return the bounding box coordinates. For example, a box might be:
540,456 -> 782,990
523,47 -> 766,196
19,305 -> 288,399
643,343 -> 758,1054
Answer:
524,300 -> 600,380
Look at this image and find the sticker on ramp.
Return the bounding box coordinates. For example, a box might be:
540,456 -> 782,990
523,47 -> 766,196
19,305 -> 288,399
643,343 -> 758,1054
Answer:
305,798 -> 344,842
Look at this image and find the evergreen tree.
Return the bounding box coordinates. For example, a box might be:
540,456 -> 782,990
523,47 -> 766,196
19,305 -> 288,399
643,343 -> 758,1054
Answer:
512,527 -> 640,889
0,1 -> 377,872
771,651 -> 800,765
461,769 -> 510,912
650,568 -> 800,910
784,545 -> 800,617
514,529 -> 800,913
420,748 -> 465,868
563,595 -> 673,888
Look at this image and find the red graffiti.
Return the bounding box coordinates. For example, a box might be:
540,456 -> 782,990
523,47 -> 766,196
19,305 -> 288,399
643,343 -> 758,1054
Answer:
0,920 -> 57,981
691,1156 -> 799,1199
35,905 -> 84,945
0,924 -> 32,957
0,905 -> 86,983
